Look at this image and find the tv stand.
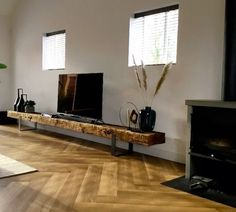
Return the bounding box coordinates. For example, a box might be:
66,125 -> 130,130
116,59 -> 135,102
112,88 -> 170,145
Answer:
7,111 -> 165,156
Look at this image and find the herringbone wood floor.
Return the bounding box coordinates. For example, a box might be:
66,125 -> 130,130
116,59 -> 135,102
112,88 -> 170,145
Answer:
0,125 -> 233,212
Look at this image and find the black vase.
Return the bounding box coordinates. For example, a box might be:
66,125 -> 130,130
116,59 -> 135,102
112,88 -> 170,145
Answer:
16,94 -> 27,112
139,106 -> 156,132
13,88 -> 23,111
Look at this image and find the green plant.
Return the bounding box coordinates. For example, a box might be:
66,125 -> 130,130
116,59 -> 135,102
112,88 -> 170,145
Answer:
0,63 -> 7,69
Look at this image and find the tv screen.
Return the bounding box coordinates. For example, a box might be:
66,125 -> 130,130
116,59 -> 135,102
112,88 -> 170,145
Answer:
57,73 -> 103,119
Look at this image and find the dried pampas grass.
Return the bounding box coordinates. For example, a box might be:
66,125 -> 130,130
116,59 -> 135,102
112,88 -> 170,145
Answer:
132,55 -> 173,106
153,62 -> 173,97
132,56 -> 147,91
132,56 -> 142,89
141,60 -> 147,91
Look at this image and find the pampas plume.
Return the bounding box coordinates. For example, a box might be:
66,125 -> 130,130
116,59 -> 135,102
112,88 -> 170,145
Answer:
153,62 -> 173,97
132,55 -> 142,89
132,55 -> 172,106
141,60 -> 147,90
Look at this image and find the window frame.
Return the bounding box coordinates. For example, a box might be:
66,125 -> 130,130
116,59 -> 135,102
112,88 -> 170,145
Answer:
42,29 -> 66,71
128,4 -> 179,67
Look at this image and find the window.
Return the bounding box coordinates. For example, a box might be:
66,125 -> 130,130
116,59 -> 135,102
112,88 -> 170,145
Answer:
128,5 -> 179,66
42,30 -> 66,70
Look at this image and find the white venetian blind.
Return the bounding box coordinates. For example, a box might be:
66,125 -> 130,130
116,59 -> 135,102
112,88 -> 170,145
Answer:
128,5 -> 179,66
42,30 -> 66,70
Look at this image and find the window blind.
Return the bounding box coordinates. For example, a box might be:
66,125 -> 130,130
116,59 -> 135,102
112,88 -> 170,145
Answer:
128,5 -> 179,66
42,30 -> 66,70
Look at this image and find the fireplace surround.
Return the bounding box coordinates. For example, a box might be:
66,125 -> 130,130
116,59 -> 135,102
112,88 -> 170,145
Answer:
180,0 -> 236,200
186,100 -> 236,192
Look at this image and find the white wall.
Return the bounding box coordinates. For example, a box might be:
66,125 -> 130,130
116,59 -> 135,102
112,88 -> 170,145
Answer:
0,15 -> 12,110
11,0 -> 225,163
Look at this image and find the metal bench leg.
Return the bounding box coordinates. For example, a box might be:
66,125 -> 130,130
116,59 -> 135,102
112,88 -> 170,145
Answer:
18,119 -> 37,131
111,134 -> 133,156
128,142 -> 133,153
111,134 -> 117,156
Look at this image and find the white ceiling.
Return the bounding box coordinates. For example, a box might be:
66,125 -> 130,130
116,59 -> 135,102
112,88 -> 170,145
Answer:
0,0 -> 18,16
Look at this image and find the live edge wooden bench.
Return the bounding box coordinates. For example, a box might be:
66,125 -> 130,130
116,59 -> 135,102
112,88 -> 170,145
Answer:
7,111 -> 165,156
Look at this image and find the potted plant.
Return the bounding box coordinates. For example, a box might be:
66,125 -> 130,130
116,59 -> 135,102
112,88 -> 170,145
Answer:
132,57 -> 173,131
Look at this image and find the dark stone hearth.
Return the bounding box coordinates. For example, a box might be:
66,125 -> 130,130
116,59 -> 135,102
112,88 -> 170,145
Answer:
162,176 -> 236,208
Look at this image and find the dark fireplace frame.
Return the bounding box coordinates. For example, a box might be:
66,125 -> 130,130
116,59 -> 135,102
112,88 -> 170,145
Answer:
186,100 -> 236,191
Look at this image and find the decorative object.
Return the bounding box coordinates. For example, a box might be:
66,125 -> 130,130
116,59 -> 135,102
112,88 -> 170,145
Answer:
129,109 -> 138,125
132,56 -> 173,131
14,89 -> 35,113
16,93 -> 27,112
14,88 -> 23,111
0,154 -> 37,178
24,100 -> 36,113
119,102 -> 139,130
139,106 -> 156,131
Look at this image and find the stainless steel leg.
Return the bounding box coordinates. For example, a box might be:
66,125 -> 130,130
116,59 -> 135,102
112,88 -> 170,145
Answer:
18,119 -> 37,131
18,119 -> 22,131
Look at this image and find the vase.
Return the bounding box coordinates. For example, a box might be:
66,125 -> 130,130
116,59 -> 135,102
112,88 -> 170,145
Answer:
13,88 -> 23,111
16,94 -> 27,112
139,106 -> 156,132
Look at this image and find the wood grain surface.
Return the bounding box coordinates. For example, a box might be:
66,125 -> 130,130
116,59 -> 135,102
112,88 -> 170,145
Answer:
0,125 -> 232,211
8,111 -> 165,146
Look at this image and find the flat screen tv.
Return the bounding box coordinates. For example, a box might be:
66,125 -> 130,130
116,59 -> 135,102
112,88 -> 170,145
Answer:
57,73 -> 103,119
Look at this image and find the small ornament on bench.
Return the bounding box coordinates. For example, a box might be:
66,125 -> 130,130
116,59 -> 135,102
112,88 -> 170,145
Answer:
24,100 -> 36,113
119,102 -> 141,131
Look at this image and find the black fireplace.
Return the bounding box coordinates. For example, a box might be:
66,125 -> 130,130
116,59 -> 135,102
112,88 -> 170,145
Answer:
160,101 -> 236,207
186,100 -> 236,192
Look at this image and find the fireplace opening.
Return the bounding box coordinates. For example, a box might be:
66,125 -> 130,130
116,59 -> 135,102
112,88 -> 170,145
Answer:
191,107 -> 236,160
191,136 -> 236,161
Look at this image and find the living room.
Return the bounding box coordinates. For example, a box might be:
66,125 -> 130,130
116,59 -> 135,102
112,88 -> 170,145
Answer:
0,0 -> 231,211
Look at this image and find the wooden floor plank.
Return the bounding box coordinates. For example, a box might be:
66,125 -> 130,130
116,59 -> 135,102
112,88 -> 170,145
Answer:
0,182 -> 29,211
131,156 -> 150,186
2,177 -> 48,212
117,159 -> 135,190
98,162 -> 118,196
74,165 -> 102,203
26,173 -> 69,212
50,168 -> 88,212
